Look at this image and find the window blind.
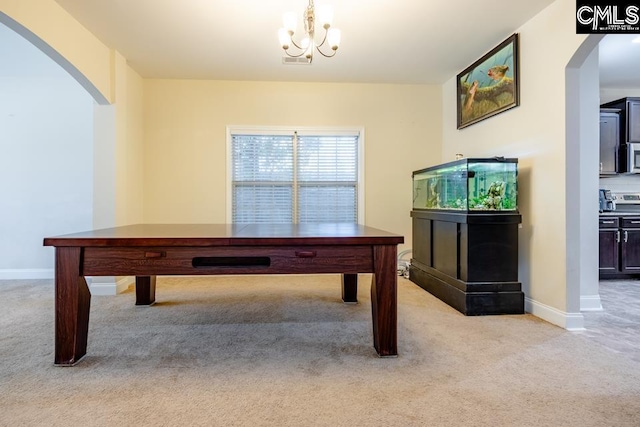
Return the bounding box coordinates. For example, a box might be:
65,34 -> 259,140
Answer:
231,131 -> 359,224
231,134 -> 294,223
297,134 -> 358,223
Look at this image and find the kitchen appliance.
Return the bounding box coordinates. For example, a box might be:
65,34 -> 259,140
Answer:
610,191 -> 640,213
599,189 -> 616,212
625,143 -> 640,173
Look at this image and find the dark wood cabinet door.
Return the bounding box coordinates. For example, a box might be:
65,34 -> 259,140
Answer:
599,229 -> 619,273
432,221 -> 458,278
628,100 -> 640,143
621,228 -> 640,273
600,111 -> 620,174
412,217 -> 431,268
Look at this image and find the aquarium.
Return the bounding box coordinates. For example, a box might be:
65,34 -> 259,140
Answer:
412,158 -> 518,211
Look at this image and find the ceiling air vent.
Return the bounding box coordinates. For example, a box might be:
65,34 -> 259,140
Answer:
282,57 -> 311,65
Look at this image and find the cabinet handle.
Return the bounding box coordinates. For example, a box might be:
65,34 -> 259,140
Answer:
145,251 -> 166,258
295,251 -> 317,258
624,231 -> 629,243
600,162 -> 603,172
630,221 -> 640,224
617,230 -> 621,243
602,220 -> 615,224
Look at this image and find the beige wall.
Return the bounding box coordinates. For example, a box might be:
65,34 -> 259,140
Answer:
115,52 -> 145,225
0,0 -> 113,103
89,47 -> 145,233
442,0 -> 589,326
3,0 -> 607,322
143,80 -> 442,251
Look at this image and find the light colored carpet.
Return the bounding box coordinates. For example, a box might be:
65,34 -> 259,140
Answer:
1,275 -> 639,426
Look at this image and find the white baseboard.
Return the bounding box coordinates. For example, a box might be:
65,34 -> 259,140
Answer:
0,270 -> 131,296
0,269 -> 53,280
525,297 -> 585,331
88,276 -> 133,295
580,294 -> 603,312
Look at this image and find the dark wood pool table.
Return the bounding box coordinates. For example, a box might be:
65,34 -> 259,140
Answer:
44,223 -> 404,365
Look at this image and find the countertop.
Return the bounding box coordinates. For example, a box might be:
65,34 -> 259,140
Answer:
599,211 -> 640,216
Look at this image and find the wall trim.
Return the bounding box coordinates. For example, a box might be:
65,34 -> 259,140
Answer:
0,271 -> 132,295
89,276 -> 133,296
0,269 -> 53,280
580,294 -> 603,312
525,297 -> 585,331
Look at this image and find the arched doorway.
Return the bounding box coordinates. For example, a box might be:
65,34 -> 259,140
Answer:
0,17 -> 116,292
565,34 -> 604,329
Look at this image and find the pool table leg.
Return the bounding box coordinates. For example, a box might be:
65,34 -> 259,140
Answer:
371,245 -> 398,357
54,247 -> 91,366
341,273 -> 358,303
135,276 -> 157,305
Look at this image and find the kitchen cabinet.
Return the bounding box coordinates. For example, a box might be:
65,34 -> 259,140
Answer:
601,97 -> 640,144
620,217 -> 640,273
599,217 -> 619,273
631,100 -> 640,142
599,215 -> 640,277
599,108 -> 620,174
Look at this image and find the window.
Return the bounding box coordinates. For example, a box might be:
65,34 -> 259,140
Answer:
228,128 -> 363,224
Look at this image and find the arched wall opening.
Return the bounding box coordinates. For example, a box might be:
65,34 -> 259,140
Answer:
0,17 -> 116,289
0,12 -> 109,106
565,34 -> 605,326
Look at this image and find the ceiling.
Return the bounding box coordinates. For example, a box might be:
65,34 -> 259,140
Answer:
0,1 -> 630,87
598,34 -> 640,88
51,0 -> 560,85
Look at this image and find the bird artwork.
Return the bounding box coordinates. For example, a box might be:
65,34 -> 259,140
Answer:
457,35 -> 519,128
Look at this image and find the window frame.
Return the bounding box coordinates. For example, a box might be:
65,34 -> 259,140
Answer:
226,126 -> 365,224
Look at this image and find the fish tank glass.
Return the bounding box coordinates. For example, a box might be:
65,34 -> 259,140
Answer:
412,158 -> 518,211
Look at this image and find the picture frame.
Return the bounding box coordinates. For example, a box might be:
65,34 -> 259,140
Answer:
457,33 -> 520,129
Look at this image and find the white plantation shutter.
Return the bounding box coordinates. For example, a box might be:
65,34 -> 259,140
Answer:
230,130 -> 360,224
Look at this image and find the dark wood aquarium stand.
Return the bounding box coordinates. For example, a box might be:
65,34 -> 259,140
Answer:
409,210 -> 524,315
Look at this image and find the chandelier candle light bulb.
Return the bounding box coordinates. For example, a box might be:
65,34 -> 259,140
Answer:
279,0 -> 340,63
327,28 -> 341,50
283,11 -> 298,33
315,4 -> 333,27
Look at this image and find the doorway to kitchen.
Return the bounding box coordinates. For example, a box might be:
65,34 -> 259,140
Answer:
566,33 -> 640,359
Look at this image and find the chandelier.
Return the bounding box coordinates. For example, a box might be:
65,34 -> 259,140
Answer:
278,0 -> 341,63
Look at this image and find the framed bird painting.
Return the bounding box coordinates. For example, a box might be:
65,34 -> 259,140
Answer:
457,33 -> 520,129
